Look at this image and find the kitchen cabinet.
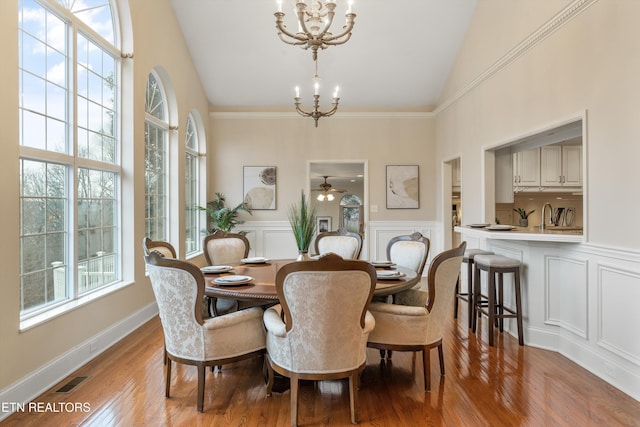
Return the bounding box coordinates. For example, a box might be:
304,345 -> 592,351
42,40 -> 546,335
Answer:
513,148 -> 540,188
540,144 -> 582,187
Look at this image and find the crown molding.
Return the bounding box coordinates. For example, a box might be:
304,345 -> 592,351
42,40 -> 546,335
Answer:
210,111 -> 434,120
434,0 -> 600,115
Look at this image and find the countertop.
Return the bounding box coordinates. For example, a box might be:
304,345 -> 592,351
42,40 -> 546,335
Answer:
454,225 -> 584,243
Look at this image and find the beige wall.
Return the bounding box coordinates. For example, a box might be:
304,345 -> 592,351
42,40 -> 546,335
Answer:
209,114 -> 435,226
436,0 -> 640,251
0,0 -> 210,393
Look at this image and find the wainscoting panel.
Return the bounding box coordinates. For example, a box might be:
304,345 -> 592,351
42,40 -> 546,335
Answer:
597,264 -> 640,365
545,256 -> 589,339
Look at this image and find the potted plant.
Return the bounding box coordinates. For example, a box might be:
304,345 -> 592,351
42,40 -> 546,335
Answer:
513,207 -> 535,227
287,190 -> 317,260
199,192 -> 252,234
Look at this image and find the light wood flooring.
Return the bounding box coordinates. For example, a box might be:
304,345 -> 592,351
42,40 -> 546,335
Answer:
3,309 -> 640,426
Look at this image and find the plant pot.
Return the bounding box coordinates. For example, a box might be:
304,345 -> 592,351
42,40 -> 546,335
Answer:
519,218 -> 529,227
296,251 -> 312,261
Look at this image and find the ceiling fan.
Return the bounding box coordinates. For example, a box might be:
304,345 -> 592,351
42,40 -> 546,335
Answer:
312,176 -> 346,201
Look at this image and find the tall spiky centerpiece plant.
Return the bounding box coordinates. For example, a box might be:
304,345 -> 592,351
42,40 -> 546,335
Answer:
287,190 -> 317,260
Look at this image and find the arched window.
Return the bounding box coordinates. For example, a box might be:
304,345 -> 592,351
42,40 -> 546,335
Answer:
339,194 -> 363,234
184,113 -> 203,255
144,72 -> 169,241
19,0 -> 121,316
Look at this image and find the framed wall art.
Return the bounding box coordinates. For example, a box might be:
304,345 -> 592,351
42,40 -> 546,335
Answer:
243,166 -> 276,210
316,216 -> 332,233
386,165 -> 419,209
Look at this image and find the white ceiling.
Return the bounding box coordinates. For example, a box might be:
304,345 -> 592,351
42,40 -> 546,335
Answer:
169,0 -> 478,112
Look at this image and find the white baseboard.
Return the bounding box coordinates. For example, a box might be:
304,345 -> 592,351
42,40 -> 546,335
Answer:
0,302 -> 158,421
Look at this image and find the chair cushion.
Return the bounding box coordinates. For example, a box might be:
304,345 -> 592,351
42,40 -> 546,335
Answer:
463,249 -> 494,262
389,241 -> 426,272
474,254 -> 521,269
317,236 -> 359,259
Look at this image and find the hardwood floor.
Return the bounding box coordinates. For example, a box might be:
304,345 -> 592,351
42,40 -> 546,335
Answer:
3,311 -> 640,426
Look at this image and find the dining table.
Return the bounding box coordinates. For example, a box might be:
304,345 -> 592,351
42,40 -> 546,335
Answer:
202,258 -> 420,302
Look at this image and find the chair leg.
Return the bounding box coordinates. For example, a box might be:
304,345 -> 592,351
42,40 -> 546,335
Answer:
498,272 -> 505,332
488,271 -> 496,346
349,372 -> 359,424
379,349 -> 385,359
290,375 -> 299,427
437,343 -> 445,376
265,357 -> 275,396
514,272 -> 525,346
197,364 -> 205,412
165,358 -> 172,398
467,261 -> 474,328
472,266 -> 481,333
422,348 -> 431,392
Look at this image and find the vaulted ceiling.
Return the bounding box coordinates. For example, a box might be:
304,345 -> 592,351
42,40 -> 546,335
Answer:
169,1 -> 478,112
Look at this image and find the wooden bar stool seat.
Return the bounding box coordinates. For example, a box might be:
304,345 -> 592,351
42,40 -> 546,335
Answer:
472,254 -> 524,346
454,249 -> 494,328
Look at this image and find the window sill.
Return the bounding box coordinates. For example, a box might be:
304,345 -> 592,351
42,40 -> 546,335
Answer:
19,280 -> 135,332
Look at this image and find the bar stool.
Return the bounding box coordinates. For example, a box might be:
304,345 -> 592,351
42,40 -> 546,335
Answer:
472,254 -> 524,346
454,249 -> 494,328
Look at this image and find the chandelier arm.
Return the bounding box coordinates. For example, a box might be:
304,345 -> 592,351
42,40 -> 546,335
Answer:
275,13 -> 309,43
321,14 -> 355,43
277,32 -> 309,47
314,9 -> 336,40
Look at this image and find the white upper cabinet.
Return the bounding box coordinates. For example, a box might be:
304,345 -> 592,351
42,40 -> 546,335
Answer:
513,148 -> 540,187
540,144 -> 582,187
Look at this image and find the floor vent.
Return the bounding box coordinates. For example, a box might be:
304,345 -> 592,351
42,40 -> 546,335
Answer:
56,376 -> 89,393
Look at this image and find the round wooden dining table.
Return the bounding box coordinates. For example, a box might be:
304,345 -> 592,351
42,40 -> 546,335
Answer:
203,259 -> 419,302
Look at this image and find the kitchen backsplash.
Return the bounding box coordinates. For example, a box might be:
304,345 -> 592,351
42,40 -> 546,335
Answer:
496,193 -> 583,228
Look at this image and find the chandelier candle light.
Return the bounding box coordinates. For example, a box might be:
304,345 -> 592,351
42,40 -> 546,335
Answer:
275,0 -> 356,60
294,78 -> 340,127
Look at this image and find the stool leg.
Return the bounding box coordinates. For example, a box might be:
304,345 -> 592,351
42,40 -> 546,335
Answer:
472,266 -> 481,333
514,270 -> 524,346
467,260 -> 474,328
487,270 -> 496,346
453,276 -> 460,319
498,272 -> 504,332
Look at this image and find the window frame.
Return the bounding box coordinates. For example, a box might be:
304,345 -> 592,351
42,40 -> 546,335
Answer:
18,0 -> 123,322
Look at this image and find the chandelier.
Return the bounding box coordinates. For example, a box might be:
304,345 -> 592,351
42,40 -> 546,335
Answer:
275,0 -> 356,61
294,68 -> 340,127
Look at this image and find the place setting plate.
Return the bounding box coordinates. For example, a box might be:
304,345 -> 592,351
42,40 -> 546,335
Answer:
370,260 -> 396,269
486,225 -> 515,231
201,265 -> 233,274
468,223 -> 490,228
241,257 -> 270,264
213,275 -> 254,286
376,270 -> 406,280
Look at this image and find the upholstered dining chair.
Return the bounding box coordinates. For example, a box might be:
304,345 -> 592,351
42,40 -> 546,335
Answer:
143,236 -> 176,258
203,230 -> 250,265
314,227 -> 363,259
202,230 -> 252,315
263,253 -> 377,426
144,250 -> 266,412
385,232 -> 431,307
367,242 -> 466,392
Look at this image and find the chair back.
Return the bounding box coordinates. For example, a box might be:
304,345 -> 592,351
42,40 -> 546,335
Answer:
143,237 -> 177,258
203,230 -> 250,265
144,251 -> 206,360
275,253 -> 376,372
424,242 -> 466,343
386,232 -> 430,276
314,228 -> 363,259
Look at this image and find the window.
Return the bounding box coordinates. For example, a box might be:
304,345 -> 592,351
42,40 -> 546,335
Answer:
144,72 -> 169,241
184,113 -> 201,255
19,0 -> 120,316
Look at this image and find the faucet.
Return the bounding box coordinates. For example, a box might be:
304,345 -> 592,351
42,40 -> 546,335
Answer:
540,202 -> 553,230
